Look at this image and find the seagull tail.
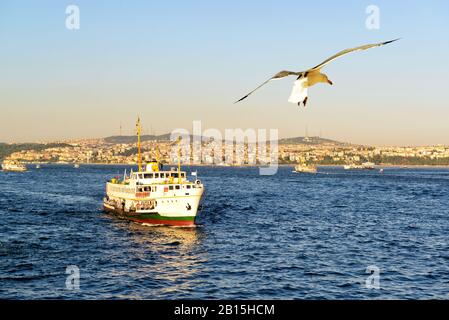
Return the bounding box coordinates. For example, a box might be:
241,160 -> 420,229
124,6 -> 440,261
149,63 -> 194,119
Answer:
234,95 -> 249,104
384,38 -> 401,45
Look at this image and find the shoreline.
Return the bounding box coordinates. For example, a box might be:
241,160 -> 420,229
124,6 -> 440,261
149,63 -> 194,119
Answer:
20,162 -> 449,169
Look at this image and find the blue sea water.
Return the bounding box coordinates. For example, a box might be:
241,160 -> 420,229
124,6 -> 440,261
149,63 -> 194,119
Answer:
0,165 -> 448,299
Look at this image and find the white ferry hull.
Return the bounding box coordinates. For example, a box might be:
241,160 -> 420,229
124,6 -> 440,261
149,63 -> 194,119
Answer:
104,182 -> 204,227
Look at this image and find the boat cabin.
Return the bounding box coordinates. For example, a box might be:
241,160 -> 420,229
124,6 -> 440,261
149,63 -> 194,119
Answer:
131,170 -> 187,185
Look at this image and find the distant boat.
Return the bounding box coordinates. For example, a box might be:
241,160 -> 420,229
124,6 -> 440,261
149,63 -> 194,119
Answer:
344,162 -> 376,170
74,163 -> 80,169
293,164 -> 317,174
1,160 -> 27,172
216,163 -> 231,167
35,164 -> 41,169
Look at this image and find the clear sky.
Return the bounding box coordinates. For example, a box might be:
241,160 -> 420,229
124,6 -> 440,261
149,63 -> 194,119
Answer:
1,0 -> 448,145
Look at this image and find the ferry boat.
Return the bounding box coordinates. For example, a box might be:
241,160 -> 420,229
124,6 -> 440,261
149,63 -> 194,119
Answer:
1,160 -> 27,172
103,118 -> 204,227
344,162 -> 376,170
74,163 -> 80,169
293,163 -> 317,174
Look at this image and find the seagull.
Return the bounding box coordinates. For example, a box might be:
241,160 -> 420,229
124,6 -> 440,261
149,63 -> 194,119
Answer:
235,39 -> 400,107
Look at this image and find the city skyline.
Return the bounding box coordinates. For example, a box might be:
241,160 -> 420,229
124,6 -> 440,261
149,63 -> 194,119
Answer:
1,1 -> 449,145
5,134 -> 449,167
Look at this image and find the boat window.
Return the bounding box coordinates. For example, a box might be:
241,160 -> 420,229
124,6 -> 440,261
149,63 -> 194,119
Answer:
181,173 -> 185,178
154,173 -> 159,178
186,185 -> 191,189
172,172 -> 179,178
169,185 -> 174,190
175,185 -> 180,190
144,173 -> 153,179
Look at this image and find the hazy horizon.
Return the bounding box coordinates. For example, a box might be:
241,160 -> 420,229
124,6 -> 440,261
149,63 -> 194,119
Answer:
1,1 -> 449,146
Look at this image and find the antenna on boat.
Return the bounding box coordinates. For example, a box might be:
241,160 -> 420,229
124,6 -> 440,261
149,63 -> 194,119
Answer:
136,117 -> 142,172
168,135 -> 183,183
155,144 -> 161,163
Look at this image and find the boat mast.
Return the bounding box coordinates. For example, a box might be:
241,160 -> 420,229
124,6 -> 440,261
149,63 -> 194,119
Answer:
177,136 -> 182,184
136,117 -> 142,172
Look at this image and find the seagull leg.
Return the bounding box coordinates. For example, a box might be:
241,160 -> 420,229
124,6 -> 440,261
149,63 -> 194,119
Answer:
303,97 -> 308,107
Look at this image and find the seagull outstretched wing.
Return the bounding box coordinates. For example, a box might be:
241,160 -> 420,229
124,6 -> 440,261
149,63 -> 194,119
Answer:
234,39 -> 399,105
234,70 -> 299,103
310,38 -> 400,71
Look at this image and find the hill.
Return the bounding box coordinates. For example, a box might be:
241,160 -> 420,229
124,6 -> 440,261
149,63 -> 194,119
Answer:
278,136 -> 348,145
0,143 -> 71,160
104,134 -> 171,144
104,134 -> 347,146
